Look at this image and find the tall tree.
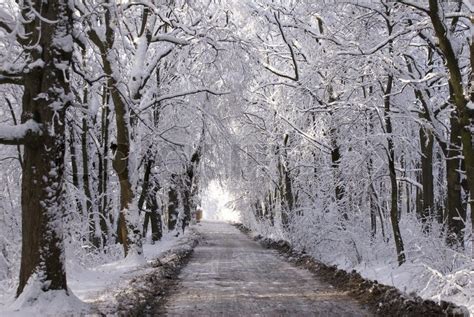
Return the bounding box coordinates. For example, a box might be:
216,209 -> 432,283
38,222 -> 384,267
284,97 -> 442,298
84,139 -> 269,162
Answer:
0,0 -> 73,297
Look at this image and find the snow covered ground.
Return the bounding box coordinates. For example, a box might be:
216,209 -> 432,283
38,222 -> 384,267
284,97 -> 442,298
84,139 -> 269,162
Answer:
354,258 -> 474,315
0,229 -> 197,316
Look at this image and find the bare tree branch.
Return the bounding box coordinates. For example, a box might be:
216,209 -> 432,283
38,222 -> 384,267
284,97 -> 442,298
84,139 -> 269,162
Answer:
5,98 -> 23,167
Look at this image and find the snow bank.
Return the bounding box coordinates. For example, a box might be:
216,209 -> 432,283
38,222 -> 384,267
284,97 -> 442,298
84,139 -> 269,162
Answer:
68,231 -> 191,304
0,229 -> 195,316
356,261 -> 474,314
1,276 -> 89,316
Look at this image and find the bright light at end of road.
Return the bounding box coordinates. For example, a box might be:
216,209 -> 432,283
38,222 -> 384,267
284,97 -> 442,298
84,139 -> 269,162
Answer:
201,181 -> 240,222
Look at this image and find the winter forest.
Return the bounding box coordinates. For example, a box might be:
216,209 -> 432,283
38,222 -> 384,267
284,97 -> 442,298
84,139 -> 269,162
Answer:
0,0 -> 473,315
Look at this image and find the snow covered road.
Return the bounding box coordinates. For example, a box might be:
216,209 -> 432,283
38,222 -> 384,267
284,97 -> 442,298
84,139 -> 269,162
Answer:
161,221 -> 371,316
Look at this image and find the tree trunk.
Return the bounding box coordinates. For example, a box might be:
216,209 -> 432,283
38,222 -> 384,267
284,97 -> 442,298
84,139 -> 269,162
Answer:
111,86 -> 141,256
384,74 -> 406,266
419,126 -> 434,228
143,187 -> 162,242
446,114 -> 466,247
15,0 -> 73,297
278,134 -> 293,227
69,123 -> 83,215
100,93 -> 111,244
427,0 -> 474,255
89,2 -> 142,256
167,176 -> 179,231
81,116 -> 100,248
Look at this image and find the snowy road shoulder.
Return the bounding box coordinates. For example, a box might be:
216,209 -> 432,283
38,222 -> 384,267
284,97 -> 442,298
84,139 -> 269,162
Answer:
234,224 -> 470,317
0,227 -> 200,316
79,228 -> 200,315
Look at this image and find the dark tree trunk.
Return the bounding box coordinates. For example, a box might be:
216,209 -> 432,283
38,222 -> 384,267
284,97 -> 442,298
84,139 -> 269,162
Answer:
277,134 -> 293,227
15,0 -> 73,297
143,188 -> 162,242
384,74 -> 406,266
419,126 -> 434,228
81,116 -> 100,248
167,177 -> 179,231
99,91 -> 111,244
181,186 -> 192,233
87,0 -> 142,257
427,0 -> 474,254
446,114 -> 466,247
69,123 -> 83,215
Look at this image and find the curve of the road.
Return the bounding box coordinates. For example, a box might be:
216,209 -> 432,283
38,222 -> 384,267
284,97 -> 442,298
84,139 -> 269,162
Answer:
162,221 -> 371,317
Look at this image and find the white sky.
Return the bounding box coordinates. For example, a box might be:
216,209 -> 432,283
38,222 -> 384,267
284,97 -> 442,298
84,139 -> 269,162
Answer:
201,180 -> 240,222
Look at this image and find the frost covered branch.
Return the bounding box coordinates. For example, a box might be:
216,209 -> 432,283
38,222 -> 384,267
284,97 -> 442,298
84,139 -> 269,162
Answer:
261,12 -> 299,81
0,68 -> 23,85
151,34 -> 189,45
0,120 -> 42,145
140,89 -> 230,112
0,8 -> 14,34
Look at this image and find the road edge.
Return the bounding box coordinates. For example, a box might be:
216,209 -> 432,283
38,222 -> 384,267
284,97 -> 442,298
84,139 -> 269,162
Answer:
91,228 -> 201,316
233,223 -> 469,317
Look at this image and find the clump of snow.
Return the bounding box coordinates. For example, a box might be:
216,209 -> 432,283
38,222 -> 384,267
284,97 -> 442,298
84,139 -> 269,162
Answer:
0,120 -> 41,141
467,101 -> 474,111
5,276 -> 89,316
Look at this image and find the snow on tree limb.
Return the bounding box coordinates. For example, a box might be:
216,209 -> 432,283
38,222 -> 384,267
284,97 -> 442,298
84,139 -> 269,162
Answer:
0,120 -> 42,145
0,67 -> 24,85
261,12 -> 299,82
151,34 -> 189,45
0,8 -> 15,34
139,89 -> 230,113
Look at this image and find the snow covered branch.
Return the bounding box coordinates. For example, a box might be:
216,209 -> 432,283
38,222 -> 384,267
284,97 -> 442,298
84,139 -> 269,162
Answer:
338,24 -> 424,56
277,114 -> 332,154
0,68 -> 23,85
262,12 -> 299,82
151,34 -> 189,45
139,89 -> 230,112
0,120 -> 42,145
0,8 -> 15,34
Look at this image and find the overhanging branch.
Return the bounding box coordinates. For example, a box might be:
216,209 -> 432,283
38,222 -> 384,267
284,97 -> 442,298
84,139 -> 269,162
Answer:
262,12 -> 299,82
139,88 -> 230,113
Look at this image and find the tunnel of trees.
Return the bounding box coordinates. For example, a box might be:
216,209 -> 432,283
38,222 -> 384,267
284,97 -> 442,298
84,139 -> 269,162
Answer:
0,0 -> 472,306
